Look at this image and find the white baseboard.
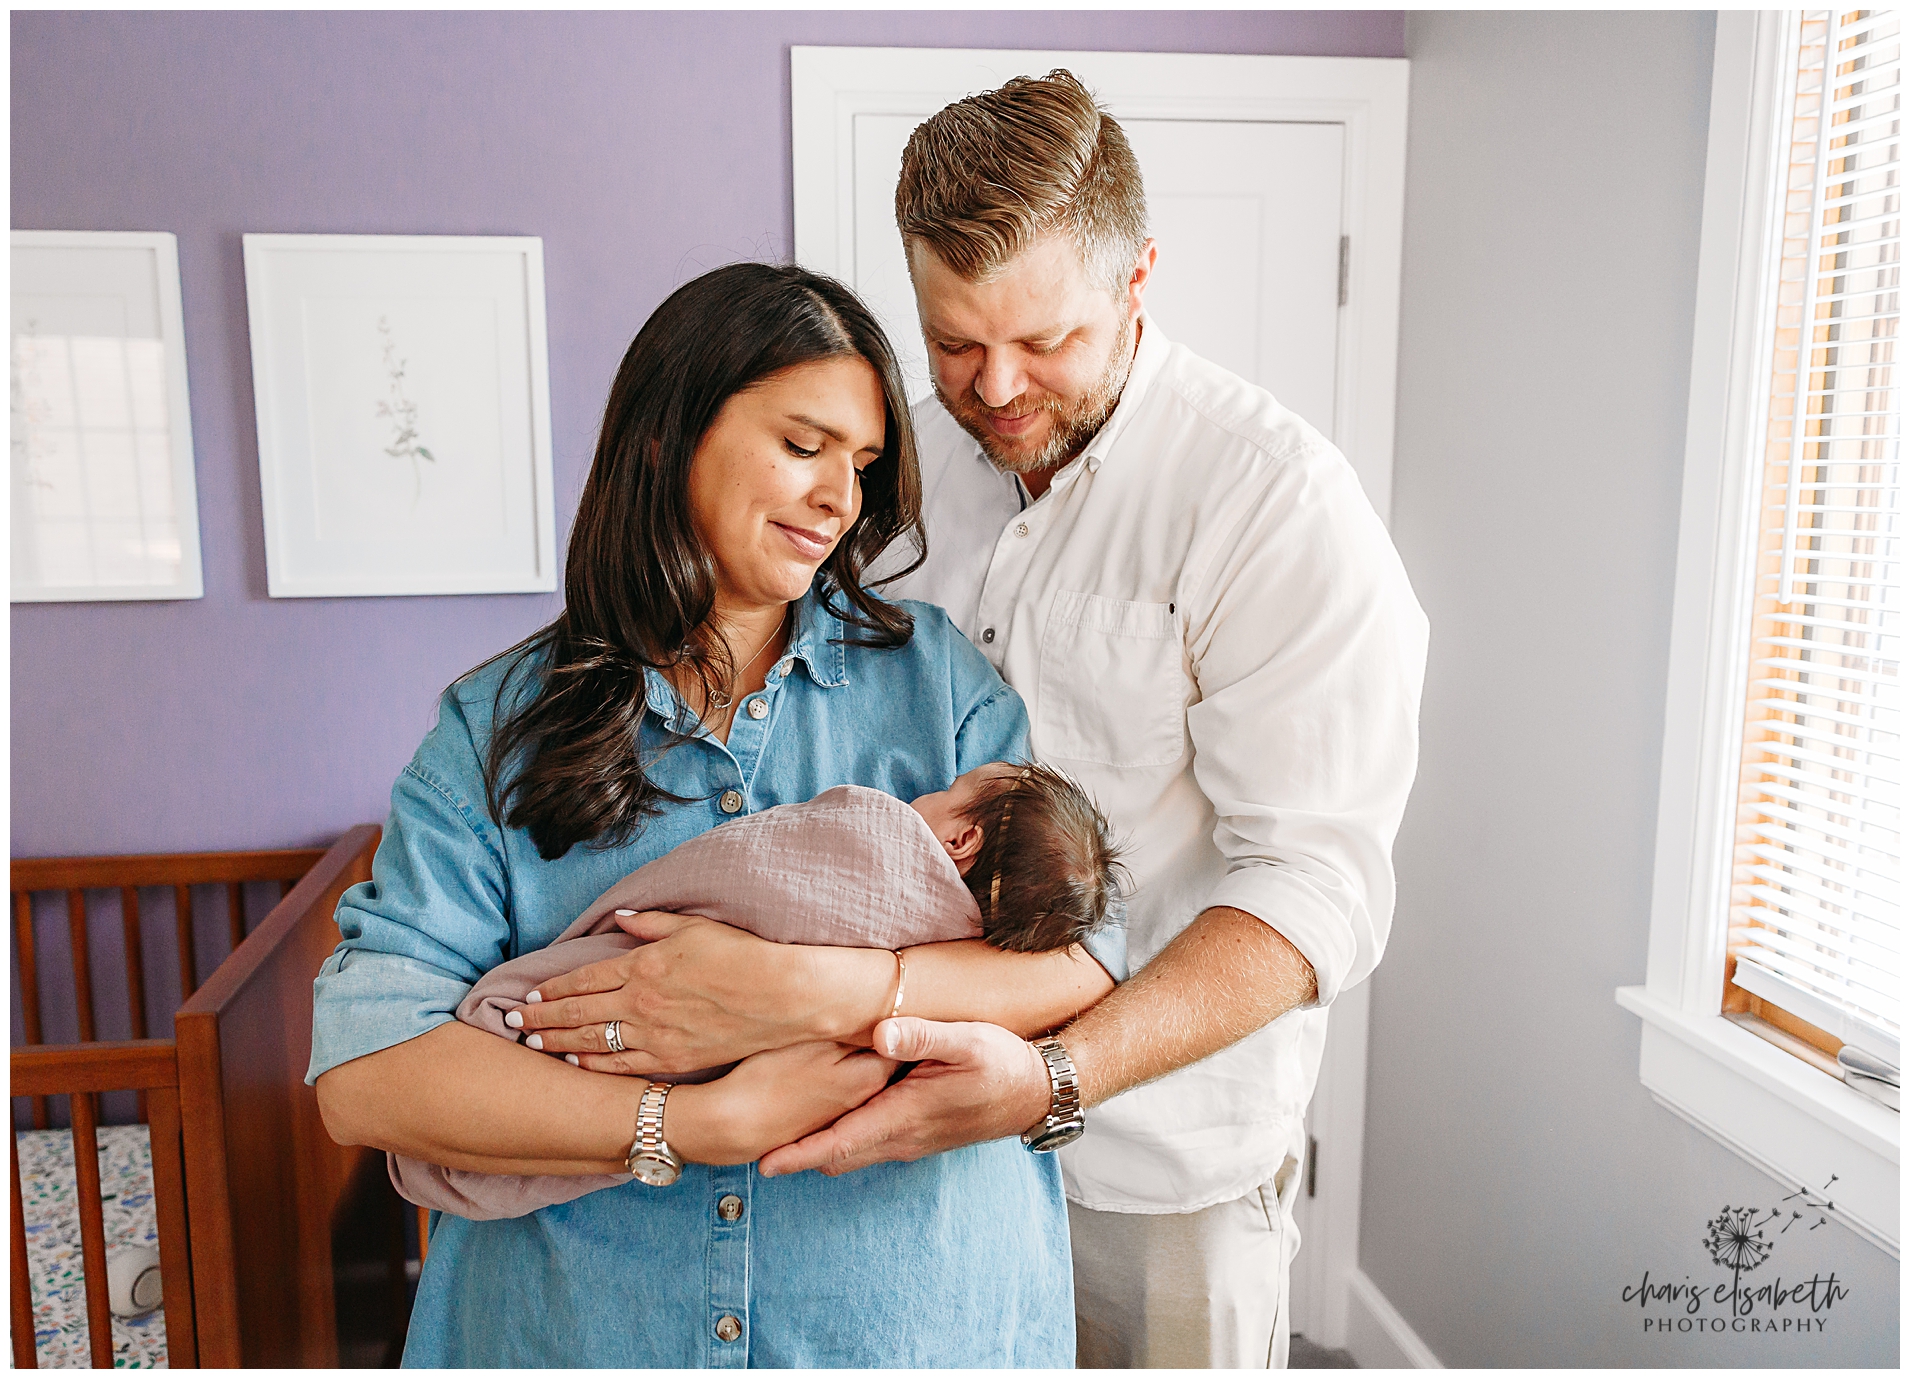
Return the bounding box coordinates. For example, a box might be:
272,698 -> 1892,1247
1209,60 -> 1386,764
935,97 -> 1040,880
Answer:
1344,1267 -> 1442,1369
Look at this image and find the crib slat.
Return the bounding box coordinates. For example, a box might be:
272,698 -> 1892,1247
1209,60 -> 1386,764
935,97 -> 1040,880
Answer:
67,890 -> 97,1044
174,884 -> 197,1000
14,893 -> 43,1044
147,1087 -> 198,1368
11,1130 -> 38,1368
13,891 -> 49,1128
120,888 -> 149,1041
68,1094 -> 114,1369
226,881 -> 246,952
417,1204 -> 432,1263
121,887 -> 151,1122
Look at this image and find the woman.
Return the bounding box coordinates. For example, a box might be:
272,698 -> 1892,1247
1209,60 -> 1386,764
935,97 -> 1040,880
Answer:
310,263 -> 1115,1366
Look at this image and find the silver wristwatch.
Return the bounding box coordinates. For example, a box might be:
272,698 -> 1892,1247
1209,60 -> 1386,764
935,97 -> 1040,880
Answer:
626,1082 -> 684,1186
1021,1036 -> 1086,1153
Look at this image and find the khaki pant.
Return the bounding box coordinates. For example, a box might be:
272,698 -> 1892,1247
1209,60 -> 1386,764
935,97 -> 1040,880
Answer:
1068,1159 -> 1302,1369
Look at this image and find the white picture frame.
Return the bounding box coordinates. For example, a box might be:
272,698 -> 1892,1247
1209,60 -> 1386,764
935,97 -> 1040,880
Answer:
11,230 -> 206,602
242,233 -> 558,598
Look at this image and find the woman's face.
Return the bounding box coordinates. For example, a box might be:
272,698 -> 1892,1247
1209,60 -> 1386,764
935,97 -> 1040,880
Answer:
688,355 -> 887,614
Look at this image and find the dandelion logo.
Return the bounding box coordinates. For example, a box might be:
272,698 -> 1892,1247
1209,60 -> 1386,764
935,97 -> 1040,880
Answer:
1704,1206 -> 1771,1315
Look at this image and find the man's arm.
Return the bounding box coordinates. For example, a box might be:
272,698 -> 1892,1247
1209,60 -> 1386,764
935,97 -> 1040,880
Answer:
756,905 -> 1312,1176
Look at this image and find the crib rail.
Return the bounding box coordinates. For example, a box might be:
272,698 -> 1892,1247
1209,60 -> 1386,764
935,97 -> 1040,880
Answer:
174,824 -> 386,1367
9,1042 -> 197,1369
11,848 -> 326,1129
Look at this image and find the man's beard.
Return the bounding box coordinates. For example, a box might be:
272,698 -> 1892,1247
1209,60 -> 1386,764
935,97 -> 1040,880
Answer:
935,322 -> 1136,477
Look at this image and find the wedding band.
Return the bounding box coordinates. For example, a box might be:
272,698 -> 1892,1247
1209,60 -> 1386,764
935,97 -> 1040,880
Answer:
605,1020 -> 626,1054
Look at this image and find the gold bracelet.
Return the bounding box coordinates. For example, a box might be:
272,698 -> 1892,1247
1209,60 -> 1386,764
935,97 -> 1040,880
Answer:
889,950 -> 908,1020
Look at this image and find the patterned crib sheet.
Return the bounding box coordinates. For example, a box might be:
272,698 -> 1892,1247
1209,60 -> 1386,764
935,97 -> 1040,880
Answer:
15,1125 -> 168,1369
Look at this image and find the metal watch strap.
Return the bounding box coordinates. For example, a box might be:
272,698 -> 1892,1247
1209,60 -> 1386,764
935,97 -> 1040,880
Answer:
1022,1036 -> 1086,1152
626,1082 -> 683,1185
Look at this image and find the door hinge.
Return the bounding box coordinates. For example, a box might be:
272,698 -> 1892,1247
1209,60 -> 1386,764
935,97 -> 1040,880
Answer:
1337,237 -> 1350,307
1306,1134 -> 1319,1198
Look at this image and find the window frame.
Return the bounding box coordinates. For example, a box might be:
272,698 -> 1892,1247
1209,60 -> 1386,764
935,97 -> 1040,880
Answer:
1617,7 -> 1899,1260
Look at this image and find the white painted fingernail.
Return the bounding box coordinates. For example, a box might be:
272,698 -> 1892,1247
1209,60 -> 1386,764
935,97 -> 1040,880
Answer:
565,1054 -> 580,1066
504,1010 -> 524,1028
526,1034 -> 544,1051
614,909 -> 636,916
526,991 -> 542,1004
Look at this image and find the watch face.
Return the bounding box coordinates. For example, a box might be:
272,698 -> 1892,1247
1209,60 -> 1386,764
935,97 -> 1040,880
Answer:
1023,1120 -> 1086,1154
629,1151 -> 682,1187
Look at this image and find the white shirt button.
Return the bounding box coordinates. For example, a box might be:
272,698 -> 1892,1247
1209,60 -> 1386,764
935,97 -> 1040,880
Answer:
981,627 -> 996,644
714,1315 -> 743,1342
746,698 -> 768,720
719,790 -> 743,814
1016,522 -> 1030,537
774,659 -> 793,677
717,1193 -> 745,1221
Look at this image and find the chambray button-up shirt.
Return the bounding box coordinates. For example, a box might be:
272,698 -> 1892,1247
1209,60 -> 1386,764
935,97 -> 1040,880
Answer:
306,590 -> 1075,1368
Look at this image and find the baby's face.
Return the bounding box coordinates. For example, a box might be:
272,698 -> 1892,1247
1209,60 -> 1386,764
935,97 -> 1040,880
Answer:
910,762 -> 1022,870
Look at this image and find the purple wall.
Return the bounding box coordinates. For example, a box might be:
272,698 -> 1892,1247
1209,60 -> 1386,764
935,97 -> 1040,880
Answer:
11,10 -> 1403,859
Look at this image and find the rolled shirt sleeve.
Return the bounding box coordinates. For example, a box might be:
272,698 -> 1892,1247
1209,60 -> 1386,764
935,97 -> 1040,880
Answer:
1185,443 -> 1429,1007
307,691 -> 514,1083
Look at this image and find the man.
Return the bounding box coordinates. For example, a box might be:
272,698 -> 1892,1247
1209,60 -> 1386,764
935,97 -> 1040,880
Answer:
760,71 -> 1427,1367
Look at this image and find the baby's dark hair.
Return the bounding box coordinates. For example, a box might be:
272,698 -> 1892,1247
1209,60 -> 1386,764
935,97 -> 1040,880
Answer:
961,764 -> 1127,953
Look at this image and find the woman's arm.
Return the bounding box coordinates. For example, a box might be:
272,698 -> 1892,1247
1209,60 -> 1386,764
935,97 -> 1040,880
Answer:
512,911 -> 1114,1075
317,1019 -> 897,1170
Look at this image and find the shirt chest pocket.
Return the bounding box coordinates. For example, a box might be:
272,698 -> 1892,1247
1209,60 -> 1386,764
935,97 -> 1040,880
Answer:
1035,591 -> 1188,768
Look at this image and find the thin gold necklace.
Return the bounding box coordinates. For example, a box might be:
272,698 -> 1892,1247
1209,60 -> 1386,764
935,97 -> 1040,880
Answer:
707,608 -> 789,722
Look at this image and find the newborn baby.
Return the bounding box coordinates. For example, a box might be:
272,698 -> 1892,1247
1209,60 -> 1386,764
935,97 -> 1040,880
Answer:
391,761 -> 1125,1220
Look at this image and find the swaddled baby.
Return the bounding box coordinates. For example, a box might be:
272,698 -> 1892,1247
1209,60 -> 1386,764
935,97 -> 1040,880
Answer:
391,761 -> 1125,1219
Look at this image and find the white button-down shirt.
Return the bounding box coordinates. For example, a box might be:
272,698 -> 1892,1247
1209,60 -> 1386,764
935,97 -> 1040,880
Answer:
887,316 -> 1428,1213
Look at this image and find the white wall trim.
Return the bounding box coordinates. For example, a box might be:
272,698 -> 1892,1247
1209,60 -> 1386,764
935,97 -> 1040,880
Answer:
790,45 -> 1408,520
1344,1267 -> 1443,1369
1618,986 -> 1900,1257
1642,8 -> 1794,1014
1291,980 -> 1372,1349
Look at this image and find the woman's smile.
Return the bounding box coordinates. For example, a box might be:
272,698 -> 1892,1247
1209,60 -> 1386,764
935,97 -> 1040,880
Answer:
771,519 -> 836,560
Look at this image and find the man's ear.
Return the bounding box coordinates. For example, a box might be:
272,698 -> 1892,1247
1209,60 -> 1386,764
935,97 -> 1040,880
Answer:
1126,238 -> 1159,319
944,819 -> 986,865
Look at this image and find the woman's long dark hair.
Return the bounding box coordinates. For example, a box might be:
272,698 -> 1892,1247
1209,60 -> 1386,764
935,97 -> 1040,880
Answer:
477,262 -> 925,860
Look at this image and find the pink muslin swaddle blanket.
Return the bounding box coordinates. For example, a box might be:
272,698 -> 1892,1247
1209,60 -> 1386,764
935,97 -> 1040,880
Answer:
388,784 -> 983,1220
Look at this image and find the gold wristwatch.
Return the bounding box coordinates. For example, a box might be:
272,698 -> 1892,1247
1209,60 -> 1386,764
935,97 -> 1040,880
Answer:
626,1082 -> 684,1186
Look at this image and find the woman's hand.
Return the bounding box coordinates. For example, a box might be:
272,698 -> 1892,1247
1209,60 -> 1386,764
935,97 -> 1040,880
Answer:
509,911 -> 895,1074
667,1039 -> 898,1166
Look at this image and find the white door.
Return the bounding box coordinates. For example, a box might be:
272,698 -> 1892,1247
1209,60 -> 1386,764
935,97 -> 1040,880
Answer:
793,46 -> 1408,1350
850,114 -> 1346,443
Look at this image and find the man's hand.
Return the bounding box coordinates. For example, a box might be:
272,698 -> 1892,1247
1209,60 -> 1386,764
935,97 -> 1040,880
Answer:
758,907 -> 1317,1178
757,1017 -> 1050,1177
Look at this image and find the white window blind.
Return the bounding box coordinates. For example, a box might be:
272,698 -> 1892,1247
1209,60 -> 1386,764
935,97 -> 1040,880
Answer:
1729,8 -> 1902,1070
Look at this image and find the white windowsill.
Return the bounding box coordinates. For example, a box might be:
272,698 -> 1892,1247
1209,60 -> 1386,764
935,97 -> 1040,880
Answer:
1616,985 -> 1899,1258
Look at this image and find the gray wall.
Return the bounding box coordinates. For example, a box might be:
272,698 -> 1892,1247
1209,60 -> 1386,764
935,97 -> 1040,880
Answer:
1367,11 -> 1899,1367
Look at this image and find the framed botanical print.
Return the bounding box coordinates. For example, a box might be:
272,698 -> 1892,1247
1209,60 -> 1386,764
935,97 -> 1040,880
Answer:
242,234 -> 557,598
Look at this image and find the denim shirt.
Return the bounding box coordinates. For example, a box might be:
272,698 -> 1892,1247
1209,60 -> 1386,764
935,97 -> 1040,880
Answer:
307,590 -> 1077,1368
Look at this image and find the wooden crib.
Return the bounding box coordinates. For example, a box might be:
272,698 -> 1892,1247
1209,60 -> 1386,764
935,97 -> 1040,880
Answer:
9,826 -> 412,1368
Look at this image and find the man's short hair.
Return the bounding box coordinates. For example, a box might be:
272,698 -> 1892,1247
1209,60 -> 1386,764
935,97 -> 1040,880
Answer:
895,69 -> 1148,298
